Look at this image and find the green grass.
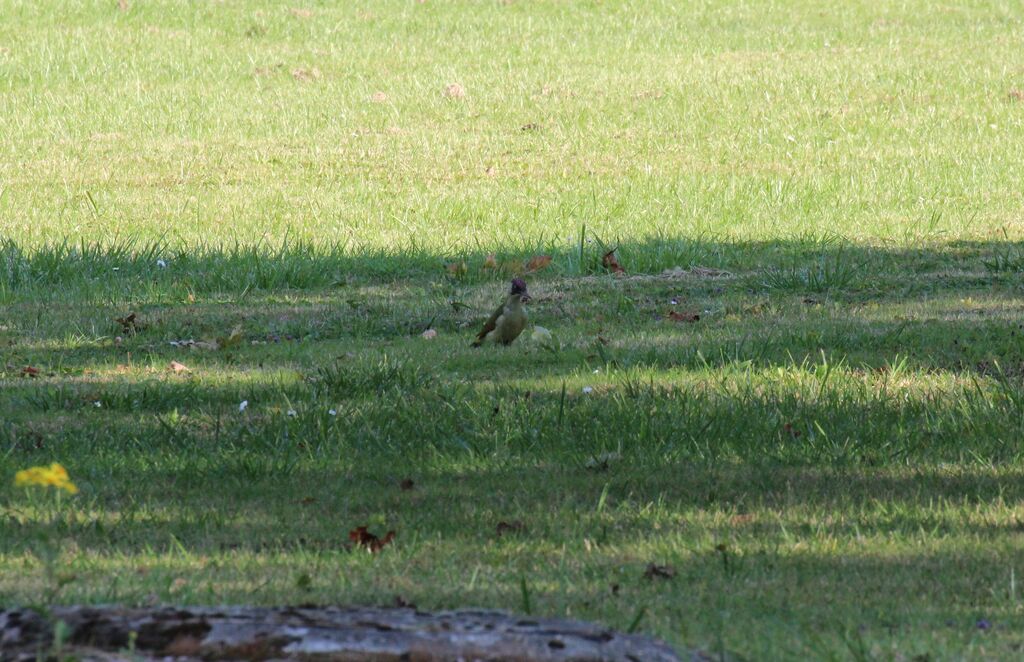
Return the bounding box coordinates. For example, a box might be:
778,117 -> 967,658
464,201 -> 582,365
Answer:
2,1 -> 1024,659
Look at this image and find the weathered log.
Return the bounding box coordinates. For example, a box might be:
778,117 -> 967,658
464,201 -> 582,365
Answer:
0,605 -> 693,661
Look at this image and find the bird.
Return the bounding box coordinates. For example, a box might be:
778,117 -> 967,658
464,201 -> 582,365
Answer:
471,278 -> 531,347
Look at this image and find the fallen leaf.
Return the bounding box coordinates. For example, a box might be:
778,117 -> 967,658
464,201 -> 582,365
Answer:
370,91 -> 388,103
643,563 -> 676,580
115,313 -> 139,335
20,366 -> 40,378
399,478 -> 414,491
526,255 -> 553,272
496,520 -> 526,537
117,0 -> 130,11
169,361 -> 191,374
730,513 -> 755,525
292,67 -> 321,82
444,261 -> 468,277
349,526 -> 395,553
520,122 -> 541,131
602,249 -> 625,274
667,310 -> 700,323
1009,89 -> 1024,102
485,165 -> 497,177
289,7 -> 314,18
421,328 -> 437,340
443,82 -> 465,99
482,254 -> 498,270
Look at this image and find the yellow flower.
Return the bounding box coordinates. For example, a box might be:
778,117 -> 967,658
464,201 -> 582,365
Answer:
14,463 -> 78,494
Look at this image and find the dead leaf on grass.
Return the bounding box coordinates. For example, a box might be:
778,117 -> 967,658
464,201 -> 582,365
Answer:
115,313 -> 140,335
602,249 -> 625,274
370,91 -> 388,103
1009,89 -> 1024,102
349,526 -> 395,553
482,254 -> 498,270
445,261 -> 468,277
526,255 -> 553,272
667,310 -> 700,323
643,563 -> 676,580
289,7 -> 314,18
20,366 -> 40,378
292,67 -> 321,82
443,83 -> 465,99
169,361 -> 191,374
117,0 -> 130,11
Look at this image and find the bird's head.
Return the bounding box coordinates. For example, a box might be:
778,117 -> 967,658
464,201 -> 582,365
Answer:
510,277 -> 530,302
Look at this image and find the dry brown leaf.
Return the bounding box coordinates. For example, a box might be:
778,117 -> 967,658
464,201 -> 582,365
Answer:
169,361 -> 190,374
667,310 -> 700,323
526,255 -> 553,272
1009,89 -> 1024,102
291,67 -> 321,82
643,563 -> 676,580
602,249 -> 625,274
117,0 -> 130,11
482,254 -> 498,270
445,261 -> 468,277
115,312 -> 140,335
370,91 -> 388,103
443,83 -> 465,99
289,7 -> 314,18
485,165 -> 497,177
20,366 -> 40,378
349,526 -> 395,553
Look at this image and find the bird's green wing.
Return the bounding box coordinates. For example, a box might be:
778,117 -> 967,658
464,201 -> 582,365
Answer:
472,301 -> 506,346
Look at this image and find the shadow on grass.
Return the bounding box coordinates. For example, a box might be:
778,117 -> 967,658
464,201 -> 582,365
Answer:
1,234 -> 1022,301
5,463 -> 1024,555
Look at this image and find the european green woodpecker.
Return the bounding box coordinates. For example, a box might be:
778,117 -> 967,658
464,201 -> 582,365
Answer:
471,278 -> 531,347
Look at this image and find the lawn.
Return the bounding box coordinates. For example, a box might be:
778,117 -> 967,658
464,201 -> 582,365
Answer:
2,0 -> 1024,659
